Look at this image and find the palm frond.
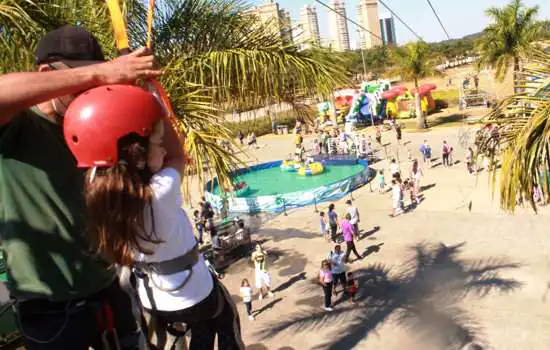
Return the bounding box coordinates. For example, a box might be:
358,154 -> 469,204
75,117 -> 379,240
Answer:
476,48 -> 550,212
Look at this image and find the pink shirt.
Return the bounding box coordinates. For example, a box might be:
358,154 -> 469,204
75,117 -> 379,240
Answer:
341,219 -> 354,242
319,269 -> 333,283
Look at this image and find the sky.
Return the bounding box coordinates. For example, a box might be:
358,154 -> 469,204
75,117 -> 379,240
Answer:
252,0 -> 550,46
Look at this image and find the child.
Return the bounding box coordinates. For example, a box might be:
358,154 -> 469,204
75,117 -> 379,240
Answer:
193,210 -> 204,244
346,272 -> 358,303
64,85 -> 244,348
377,169 -> 386,194
391,179 -> 404,217
240,279 -> 254,320
320,211 -> 330,242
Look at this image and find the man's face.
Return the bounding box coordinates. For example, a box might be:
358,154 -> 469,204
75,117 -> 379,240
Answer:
39,62 -> 79,117
335,245 -> 341,253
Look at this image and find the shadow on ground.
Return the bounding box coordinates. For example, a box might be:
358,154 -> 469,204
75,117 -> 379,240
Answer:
427,113 -> 469,128
257,241 -> 522,350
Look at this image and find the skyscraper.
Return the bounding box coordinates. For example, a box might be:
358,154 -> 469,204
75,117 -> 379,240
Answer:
357,0 -> 383,49
379,15 -> 397,45
248,1 -> 293,44
298,5 -> 321,48
328,0 -> 350,52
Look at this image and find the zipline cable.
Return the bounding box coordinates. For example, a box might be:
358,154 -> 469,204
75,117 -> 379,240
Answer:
426,0 -> 451,40
378,0 -> 423,41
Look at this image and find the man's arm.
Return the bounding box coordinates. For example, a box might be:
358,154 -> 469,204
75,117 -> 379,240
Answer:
0,47 -> 161,126
0,68 -> 98,125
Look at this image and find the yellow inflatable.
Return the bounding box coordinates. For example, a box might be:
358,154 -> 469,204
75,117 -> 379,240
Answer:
298,162 -> 324,176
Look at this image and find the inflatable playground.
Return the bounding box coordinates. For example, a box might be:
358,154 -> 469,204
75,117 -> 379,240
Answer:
316,81 -> 438,128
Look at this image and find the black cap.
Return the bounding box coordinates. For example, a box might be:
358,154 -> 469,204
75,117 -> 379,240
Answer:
346,200 -> 352,205
35,25 -> 105,67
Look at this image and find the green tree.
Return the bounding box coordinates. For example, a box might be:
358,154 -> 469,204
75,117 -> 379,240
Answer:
476,0 -> 541,92
476,48 -> 550,212
0,0 -> 348,196
391,41 -> 436,129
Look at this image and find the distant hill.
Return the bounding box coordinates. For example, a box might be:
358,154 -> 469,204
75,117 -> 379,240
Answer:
436,31 -> 483,44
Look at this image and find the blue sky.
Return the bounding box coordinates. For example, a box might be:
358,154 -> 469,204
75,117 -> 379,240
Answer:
252,0 -> 550,45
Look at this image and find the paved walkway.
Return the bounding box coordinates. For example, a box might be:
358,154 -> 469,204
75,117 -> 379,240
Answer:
190,126 -> 548,350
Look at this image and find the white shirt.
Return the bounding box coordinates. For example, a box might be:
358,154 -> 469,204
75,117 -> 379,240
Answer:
240,286 -> 252,303
135,168 -> 213,311
347,206 -> 359,225
329,251 -> 346,274
390,163 -> 400,175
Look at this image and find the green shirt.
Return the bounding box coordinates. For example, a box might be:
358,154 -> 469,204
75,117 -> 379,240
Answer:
0,109 -> 115,301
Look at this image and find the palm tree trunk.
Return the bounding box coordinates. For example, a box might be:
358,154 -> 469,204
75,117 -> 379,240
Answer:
513,56 -> 520,94
414,79 -> 426,129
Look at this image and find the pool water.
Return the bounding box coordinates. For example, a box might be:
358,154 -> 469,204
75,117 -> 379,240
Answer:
213,164 -> 365,197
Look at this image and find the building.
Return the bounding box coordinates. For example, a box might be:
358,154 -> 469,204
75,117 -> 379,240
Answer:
380,15 -> 397,45
328,0 -> 350,52
248,1 -> 293,44
279,8 -> 293,44
356,0 -> 383,49
298,5 -> 321,48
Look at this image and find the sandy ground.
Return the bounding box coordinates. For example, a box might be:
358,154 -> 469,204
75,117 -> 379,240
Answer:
188,124 -> 550,350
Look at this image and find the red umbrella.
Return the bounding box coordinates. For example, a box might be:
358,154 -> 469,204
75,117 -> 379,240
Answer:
391,86 -> 408,95
412,84 -> 437,95
382,91 -> 398,99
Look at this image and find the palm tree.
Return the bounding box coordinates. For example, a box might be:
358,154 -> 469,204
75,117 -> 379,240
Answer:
476,48 -> 550,212
258,242 -> 520,349
476,0 -> 541,93
0,0 -> 349,197
392,41 -> 436,129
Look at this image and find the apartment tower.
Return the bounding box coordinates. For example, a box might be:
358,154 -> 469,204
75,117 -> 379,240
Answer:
328,0 -> 350,51
299,5 -> 321,48
357,0 -> 383,49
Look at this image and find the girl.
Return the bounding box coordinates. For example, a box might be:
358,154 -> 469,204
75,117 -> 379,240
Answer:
391,179 -> 404,217
377,169 -> 386,194
251,244 -> 274,300
346,272 -> 358,303
327,204 -> 339,243
64,85 -> 244,349
411,159 -> 423,204
319,211 -> 330,242
240,279 -> 254,321
319,260 -> 333,312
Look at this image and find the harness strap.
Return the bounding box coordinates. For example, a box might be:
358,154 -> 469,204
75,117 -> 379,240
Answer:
134,243 -> 200,276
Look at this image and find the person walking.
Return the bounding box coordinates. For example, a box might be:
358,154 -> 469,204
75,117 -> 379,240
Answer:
193,210 -> 205,244
0,25 -> 160,349
466,147 -> 474,175
442,140 -> 451,167
345,200 -> 360,239
319,211 -> 330,242
410,159 -> 423,204
251,245 -> 274,300
238,130 -> 244,145
341,214 -> 362,262
420,140 -> 432,167
319,260 -> 333,312
327,204 -> 339,243
395,123 -> 402,144
328,245 -> 347,298
240,279 -> 254,321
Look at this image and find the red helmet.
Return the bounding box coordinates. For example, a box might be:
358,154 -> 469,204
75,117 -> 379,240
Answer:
64,84 -> 165,168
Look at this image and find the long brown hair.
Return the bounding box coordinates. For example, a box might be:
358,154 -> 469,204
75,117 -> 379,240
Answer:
84,133 -> 162,266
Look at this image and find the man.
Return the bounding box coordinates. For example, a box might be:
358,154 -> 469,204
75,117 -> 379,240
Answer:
328,245 -> 347,298
251,244 -> 274,300
0,25 -> 160,349
345,200 -> 360,239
